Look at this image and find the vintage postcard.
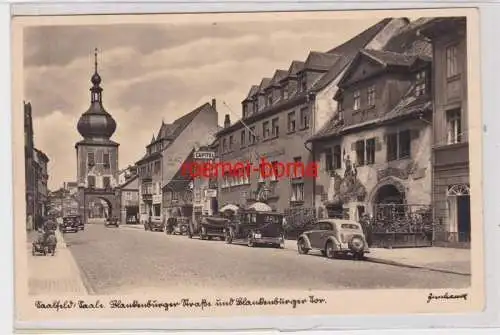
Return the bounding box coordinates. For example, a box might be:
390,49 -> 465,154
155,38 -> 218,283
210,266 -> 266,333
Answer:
12,8 -> 484,326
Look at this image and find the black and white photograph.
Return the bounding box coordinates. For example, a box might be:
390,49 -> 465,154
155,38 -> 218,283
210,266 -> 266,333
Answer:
12,8 -> 484,322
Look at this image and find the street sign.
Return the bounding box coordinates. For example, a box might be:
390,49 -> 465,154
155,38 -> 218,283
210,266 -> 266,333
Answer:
205,189 -> 217,197
194,151 -> 215,160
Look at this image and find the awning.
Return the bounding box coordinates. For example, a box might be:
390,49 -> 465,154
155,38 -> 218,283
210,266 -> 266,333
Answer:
219,204 -> 240,213
247,202 -> 272,212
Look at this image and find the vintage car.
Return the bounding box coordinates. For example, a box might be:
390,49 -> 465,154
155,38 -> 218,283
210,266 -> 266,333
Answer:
105,216 -> 120,227
59,215 -> 81,233
189,216 -> 227,240
165,217 -> 188,235
225,207 -> 285,248
144,217 -> 165,232
296,219 -> 369,260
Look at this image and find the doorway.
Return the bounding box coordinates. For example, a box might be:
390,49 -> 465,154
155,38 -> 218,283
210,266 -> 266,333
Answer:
457,195 -> 471,242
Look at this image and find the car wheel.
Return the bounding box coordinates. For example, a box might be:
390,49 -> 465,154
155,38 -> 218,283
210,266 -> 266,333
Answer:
297,238 -> 309,254
325,241 -> 336,259
247,238 -> 254,247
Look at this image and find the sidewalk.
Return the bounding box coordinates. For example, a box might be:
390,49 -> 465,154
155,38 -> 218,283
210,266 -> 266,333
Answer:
365,247 -> 471,276
27,230 -> 89,295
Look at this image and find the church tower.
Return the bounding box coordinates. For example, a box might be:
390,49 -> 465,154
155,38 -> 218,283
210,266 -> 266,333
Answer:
75,49 -> 119,223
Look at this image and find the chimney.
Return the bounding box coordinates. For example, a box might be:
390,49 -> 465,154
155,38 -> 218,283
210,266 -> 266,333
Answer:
223,114 -> 231,128
211,98 -> 217,111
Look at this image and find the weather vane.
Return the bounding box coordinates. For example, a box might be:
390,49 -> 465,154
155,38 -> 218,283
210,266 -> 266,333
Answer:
94,48 -> 98,73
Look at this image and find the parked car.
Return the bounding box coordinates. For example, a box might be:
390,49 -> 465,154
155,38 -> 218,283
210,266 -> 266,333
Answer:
60,215 -> 81,233
144,217 -> 165,232
105,216 -> 120,227
297,219 -> 369,260
225,209 -> 285,248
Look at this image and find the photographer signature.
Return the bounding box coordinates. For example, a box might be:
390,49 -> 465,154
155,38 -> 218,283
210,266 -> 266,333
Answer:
427,292 -> 468,303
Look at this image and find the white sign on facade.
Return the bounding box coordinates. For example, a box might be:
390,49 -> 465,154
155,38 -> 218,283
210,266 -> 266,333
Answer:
152,195 -> 162,204
194,151 -> 215,160
205,189 -> 217,198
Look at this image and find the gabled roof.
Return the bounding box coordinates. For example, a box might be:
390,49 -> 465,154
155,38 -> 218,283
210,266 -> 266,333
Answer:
163,149 -> 194,192
138,102 -> 216,163
362,49 -> 421,66
269,69 -> 288,87
337,48 -> 430,88
244,85 -> 260,101
308,82 -> 432,142
150,134 -> 156,143
118,174 -> 139,190
258,78 -> 272,94
286,60 -> 305,79
383,17 -> 434,56
310,18 -> 394,92
302,51 -> 342,72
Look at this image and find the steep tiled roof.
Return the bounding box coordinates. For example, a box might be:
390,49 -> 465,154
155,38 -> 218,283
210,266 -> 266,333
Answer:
308,83 -> 431,142
310,18 -> 394,92
245,85 -> 260,100
164,149 -> 194,192
286,60 -> 305,78
138,102 -> 215,163
362,49 -> 422,67
379,84 -> 431,123
383,17 -> 433,57
269,69 -> 288,87
303,51 -> 341,71
258,78 -> 272,93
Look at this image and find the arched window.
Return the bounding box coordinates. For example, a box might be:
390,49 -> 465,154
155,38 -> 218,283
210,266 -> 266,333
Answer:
447,184 -> 470,196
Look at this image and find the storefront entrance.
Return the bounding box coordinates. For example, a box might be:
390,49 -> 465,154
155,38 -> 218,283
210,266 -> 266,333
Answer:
447,184 -> 471,243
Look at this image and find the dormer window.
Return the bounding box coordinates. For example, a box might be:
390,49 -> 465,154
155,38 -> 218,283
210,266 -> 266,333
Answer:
253,101 -> 258,113
267,93 -> 273,106
337,100 -> 344,120
353,91 -> 361,110
415,70 -> 427,96
282,84 -> 289,99
243,103 -> 248,118
300,75 -> 307,92
367,86 -> 376,106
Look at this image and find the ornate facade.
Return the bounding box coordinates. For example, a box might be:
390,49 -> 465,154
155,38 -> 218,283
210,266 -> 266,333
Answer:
308,19 -> 434,243
215,18 -> 408,215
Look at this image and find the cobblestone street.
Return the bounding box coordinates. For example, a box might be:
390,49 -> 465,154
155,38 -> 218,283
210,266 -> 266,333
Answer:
48,223 -> 473,295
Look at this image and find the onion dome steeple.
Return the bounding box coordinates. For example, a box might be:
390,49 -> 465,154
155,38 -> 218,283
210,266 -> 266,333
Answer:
77,48 -> 117,140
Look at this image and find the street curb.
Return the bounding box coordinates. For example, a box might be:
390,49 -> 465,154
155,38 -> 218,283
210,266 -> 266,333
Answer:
364,256 -> 471,276
57,231 -> 95,295
122,224 -> 144,230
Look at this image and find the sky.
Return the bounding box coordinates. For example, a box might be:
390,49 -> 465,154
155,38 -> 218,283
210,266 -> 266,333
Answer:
24,16 -> 380,191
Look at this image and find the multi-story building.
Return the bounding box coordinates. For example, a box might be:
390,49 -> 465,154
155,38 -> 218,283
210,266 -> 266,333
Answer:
24,101 -> 35,229
307,20 -> 434,247
33,148 -> 50,218
191,141 -> 219,223
117,174 -> 140,224
24,101 -> 51,230
63,181 -> 78,195
136,100 -> 218,223
419,17 -> 470,246
117,165 -> 138,185
75,50 -> 120,223
215,18 -> 408,214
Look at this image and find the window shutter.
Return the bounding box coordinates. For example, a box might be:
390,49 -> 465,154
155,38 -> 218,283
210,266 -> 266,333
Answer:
351,142 -> 356,151
375,137 -> 382,151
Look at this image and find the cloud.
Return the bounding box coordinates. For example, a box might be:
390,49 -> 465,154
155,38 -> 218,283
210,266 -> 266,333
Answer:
25,17 -> 382,190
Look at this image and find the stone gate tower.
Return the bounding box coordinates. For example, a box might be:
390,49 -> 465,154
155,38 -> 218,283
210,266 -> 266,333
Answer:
75,49 -> 120,224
